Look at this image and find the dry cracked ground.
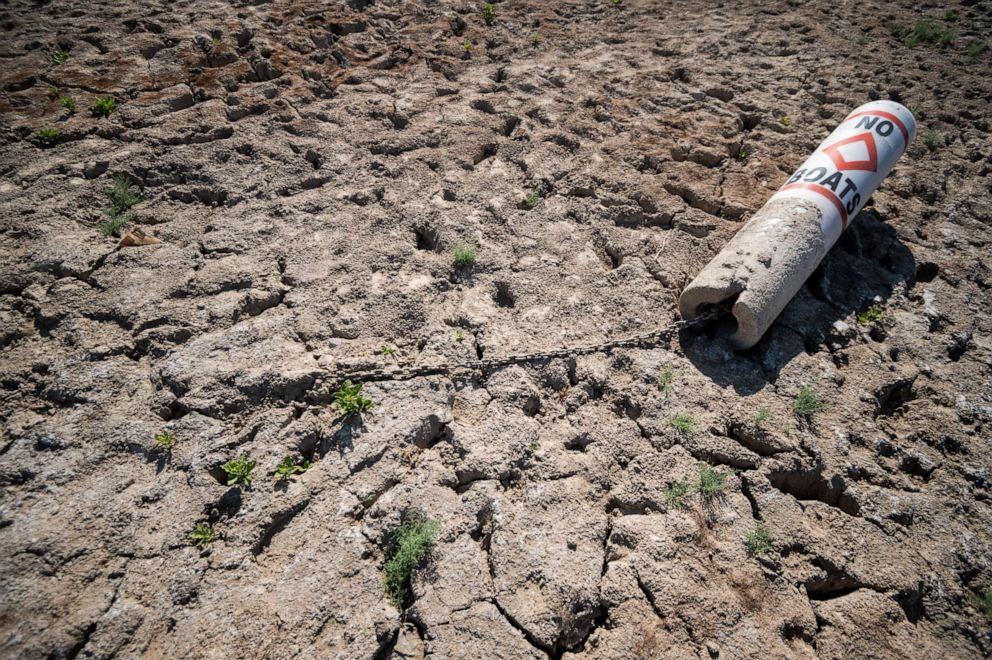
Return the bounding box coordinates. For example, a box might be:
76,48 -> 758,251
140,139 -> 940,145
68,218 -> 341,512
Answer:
1,0 -> 991,658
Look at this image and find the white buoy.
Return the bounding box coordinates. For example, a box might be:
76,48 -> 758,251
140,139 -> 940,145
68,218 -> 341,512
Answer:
679,100 -> 917,349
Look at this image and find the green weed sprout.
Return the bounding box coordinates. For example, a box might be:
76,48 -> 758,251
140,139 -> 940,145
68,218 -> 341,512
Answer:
753,407 -> 772,428
275,456 -> 311,482
923,130 -> 943,151
60,96 -> 76,114
662,479 -> 691,510
381,345 -> 397,357
698,465 -> 728,497
222,455 -> 257,487
334,380 -> 374,417
523,190 -> 539,209
745,526 -> 773,556
189,523 -> 216,548
482,3 -> 495,25
452,245 -> 477,267
34,128 -> 59,147
52,48 -> 70,65
669,413 -> 696,437
90,96 -> 116,118
856,305 -> 884,325
794,385 -> 824,418
155,432 -> 175,449
659,367 -> 675,395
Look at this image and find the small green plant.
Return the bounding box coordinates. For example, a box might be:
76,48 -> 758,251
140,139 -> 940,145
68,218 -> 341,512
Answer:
528,440 -> 540,452
47,85 -> 60,99
896,19 -> 955,48
856,304 -> 884,325
794,385 -> 823,418
737,148 -> 749,160
155,431 -> 175,449
697,465 -> 728,497
780,116 -> 791,126
108,175 -> 139,212
662,478 -> 691,510
34,128 -> 59,147
275,455 -> 311,482
856,35 -> 869,45
967,41 -> 987,58
211,37 -> 222,47
611,0 -> 622,5
523,190 -> 539,209
381,345 -> 397,357
221,455 -> 257,487
745,526 -> 773,556
97,209 -> 133,237
943,9 -> 958,21
976,587 -> 992,621
189,523 -> 216,548
753,407 -> 772,428
52,47 -> 70,64
482,3 -> 495,25
669,413 -> 696,437
923,130 -> 943,151
383,512 -> 441,607
454,328 -> 466,342
334,380 -> 374,417
531,32 -> 542,44
452,245 -> 477,267
90,96 -> 116,118
658,367 -> 675,395
463,42 -> 473,54
60,95 -> 76,114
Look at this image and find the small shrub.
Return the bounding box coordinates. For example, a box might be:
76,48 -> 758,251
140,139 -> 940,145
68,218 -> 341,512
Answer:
334,380 -> 374,417
452,245 -> 477,267
463,42 -> 472,54
108,176 -> 139,211
967,41 -> 987,58
662,478 -> 691,510
34,128 -> 59,147
898,19 -> 955,48
381,345 -> 397,357
780,116 -> 791,126
97,209 -> 133,237
794,385 -> 824,418
155,431 -> 175,449
482,3 -> 495,25
275,455 -> 311,482
745,526 -> 773,556
52,48 -> 70,65
943,9 -> 958,21
754,407 -> 772,427
90,96 -> 116,118
856,304 -> 884,325
531,32 -> 542,44
47,85 -> 60,99
189,523 -> 216,548
923,130 -> 943,151
454,328 -> 466,342
222,455 -> 257,487
698,465 -> 727,497
383,512 -> 440,607
669,413 -> 696,436
523,190 -> 539,209
60,96 -> 76,114
658,367 -> 675,395
737,148 -> 749,160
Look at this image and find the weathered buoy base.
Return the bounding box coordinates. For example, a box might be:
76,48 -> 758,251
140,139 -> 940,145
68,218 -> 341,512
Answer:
679,198 -> 826,349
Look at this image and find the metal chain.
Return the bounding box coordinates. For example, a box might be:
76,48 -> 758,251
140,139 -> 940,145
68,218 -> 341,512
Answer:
318,310 -> 719,386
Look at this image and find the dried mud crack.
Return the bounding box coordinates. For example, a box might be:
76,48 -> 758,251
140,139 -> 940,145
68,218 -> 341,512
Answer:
2,0 -> 992,658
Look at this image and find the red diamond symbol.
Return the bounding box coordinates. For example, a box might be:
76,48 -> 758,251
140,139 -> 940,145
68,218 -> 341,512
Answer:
822,132 -> 878,172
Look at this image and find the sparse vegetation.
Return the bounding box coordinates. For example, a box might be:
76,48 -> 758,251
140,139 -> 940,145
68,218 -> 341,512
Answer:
923,129 -> 943,151
383,512 -> 440,607
155,431 -> 175,450
51,47 -> 70,65
462,42 -> 473,54
737,148 -> 749,160
856,35 -> 868,46
658,367 -> 675,395
697,464 -> 728,497
381,345 -> 397,357
794,385 -> 823,418
857,304 -> 884,325
275,455 -> 311,482
333,380 -> 373,417
47,85 -> 60,99
98,176 -> 139,238
221,455 -> 257,487
189,523 -> 216,548
34,128 -> 59,147
753,407 -> 772,428
977,588 -> 992,621
452,244 -> 477,267
97,210 -> 132,237
454,328 -> 466,342
90,96 -> 116,118
482,3 -> 495,25
528,440 -> 540,452
669,412 -> 697,436
892,19 -> 955,48
967,41 -> 987,58
662,478 -> 691,510
211,37 -> 222,47
523,190 -> 539,209
60,96 -> 76,114
780,116 -> 791,126
745,526 -> 773,556
531,32 -> 542,44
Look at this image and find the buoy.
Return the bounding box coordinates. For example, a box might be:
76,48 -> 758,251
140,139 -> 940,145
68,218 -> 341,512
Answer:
678,100 -> 916,349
